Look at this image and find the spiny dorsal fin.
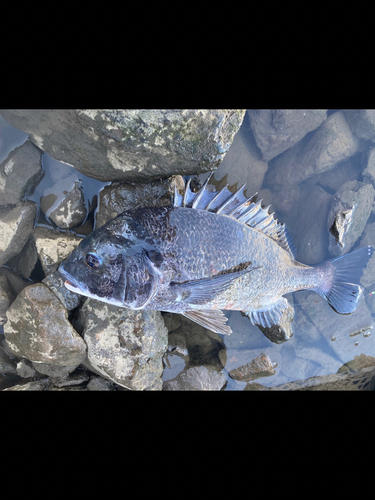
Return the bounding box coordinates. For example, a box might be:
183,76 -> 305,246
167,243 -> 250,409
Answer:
172,175 -> 296,258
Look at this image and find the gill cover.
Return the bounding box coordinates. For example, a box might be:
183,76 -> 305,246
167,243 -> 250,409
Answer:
124,251 -> 161,309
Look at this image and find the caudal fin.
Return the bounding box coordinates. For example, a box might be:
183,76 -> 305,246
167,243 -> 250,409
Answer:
315,246 -> 374,314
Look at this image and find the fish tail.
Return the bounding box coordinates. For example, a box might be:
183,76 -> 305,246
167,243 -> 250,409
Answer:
313,246 -> 374,314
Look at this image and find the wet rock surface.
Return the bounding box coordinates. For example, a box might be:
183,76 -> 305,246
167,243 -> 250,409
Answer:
0,109 -> 245,182
0,201 -> 37,266
78,299 -> 168,390
96,175 -> 184,227
265,111 -> 358,188
3,283 -> 86,367
327,180 -> 374,256
228,352 -> 276,382
5,235 -> 38,279
247,109 -> 327,161
40,178 -> 87,229
33,226 -> 83,275
0,140 -> 43,206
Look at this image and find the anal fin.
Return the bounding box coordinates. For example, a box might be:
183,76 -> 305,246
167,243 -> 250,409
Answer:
182,309 -> 232,335
245,297 -> 292,328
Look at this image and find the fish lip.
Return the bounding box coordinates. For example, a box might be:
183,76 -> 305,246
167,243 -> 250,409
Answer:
58,266 -> 82,291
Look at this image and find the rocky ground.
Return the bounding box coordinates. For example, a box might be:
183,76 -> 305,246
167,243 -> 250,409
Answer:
1,109 -> 375,390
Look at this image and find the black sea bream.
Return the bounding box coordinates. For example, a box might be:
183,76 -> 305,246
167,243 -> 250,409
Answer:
59,175 -> 374,336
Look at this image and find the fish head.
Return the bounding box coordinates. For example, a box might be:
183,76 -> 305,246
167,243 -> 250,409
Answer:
58,215 -> 162,309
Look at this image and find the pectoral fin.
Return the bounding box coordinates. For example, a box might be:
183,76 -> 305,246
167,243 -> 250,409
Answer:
182,309 -> 232,335
245,297 -> 293,328
171,264 -> 260,306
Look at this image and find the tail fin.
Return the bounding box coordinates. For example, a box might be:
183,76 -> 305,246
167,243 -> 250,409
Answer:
315,246 -> 374,314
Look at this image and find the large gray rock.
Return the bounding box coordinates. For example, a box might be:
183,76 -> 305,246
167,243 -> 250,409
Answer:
0,140 -> 43,206
327,180 -> 374,256
96,175 -> 184,228
3,283 -> 87,367
79,299 -> 168,390
343,109 -> 375,141
266,111 -> 358,188
33,226 -> 83,275
0,109 -> 246,182
40,178 -> 87,229
248,109 -> 327,161
0,201 -> 37,267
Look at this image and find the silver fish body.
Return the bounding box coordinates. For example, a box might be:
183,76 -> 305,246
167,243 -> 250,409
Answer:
59,177 -> 373,336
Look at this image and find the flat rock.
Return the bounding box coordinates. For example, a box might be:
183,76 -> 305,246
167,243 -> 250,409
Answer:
266,111 -> 358,188
327,180 -> 374,256
343,109 -> 375,141
0,201 -> 37,266
163,365 -> 227,390
79,299 -> 168,390
33,226 -> 83,275
3,283 -> 86,367
248,109 -> 327,161
42,270 -> 82,311
40,178 -> 87,229
0,109 -> 245,182
0,140 -> 43,206
96,175 -> 184,228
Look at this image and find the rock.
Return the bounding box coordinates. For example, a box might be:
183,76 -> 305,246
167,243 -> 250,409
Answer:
5,235 -> 38,279
0,342 -> 17,374
3,378 -> 52,391
360,222 -> 375,288
3,283 -> 86,367
228,352 -> 276,382
306,155 -> 361,192
33,226 -> 83,275
247,109 -> 327,161
163,365 -> 227,390
253,301 -> 295,344
42,270 -> 82,311
96,175 -> 185,228
290,185 -> 332,265
162,331 -> 190,382
40,178 -> 87,229
16,359 -> 39,378
0,109 -> 246,182
0,267 -> 30,297
211,112 -> 268,196
0,201 -> 37,266
0,113 -> 29,164
78,299 -> 168,390
363,146 -> 375,184
0,274 -> 14,326
51,370 -> 90,388
0,140 -> 43,206
31,361 -> 79,378
87,375 -> 114,391
343,109 -> 375,141
265,111 -> 358,188
327,180 -> 374,256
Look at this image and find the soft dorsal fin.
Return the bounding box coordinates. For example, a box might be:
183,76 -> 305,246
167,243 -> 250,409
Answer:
173,175 -> 296,259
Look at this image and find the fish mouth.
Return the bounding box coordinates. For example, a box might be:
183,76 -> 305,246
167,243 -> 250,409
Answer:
58,266 -> 83,293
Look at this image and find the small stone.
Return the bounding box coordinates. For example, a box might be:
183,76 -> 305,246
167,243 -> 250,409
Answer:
228,353 -> 276,382
40,178 -> 87,229
16,359 -> 38,378
327,180 -> 374,256
96,175 -> 184,228
33,226 -> 83,275
0,201 -> 37,267
4,283 -> 86,367
248,109 -> 327,161
266,111 -> 358,188
42,270 -> 82,311
0,140 -> 43,206
163,365 -> 227,390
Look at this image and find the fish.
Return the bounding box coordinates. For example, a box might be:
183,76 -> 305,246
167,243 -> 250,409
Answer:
58,174 -> 374,338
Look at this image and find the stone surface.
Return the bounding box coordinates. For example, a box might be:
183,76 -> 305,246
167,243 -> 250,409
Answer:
327,180 -> 374,256
79,299 -> 168,390
0,201 -> 37,266
359,222 -> 375,288
87,375 -> 114,391
343,109 -> 375,141
96,175 -> 184,228
16,359 -> 39,378
3,378 -> 52,391
306,155 -> 361,192
247,109 -> 327,161
0,140 -> 43,206
3,283 -> 86,367
42,270 -> 82,311
163,365 -> 227,390
228,352 -> 276,382
0,341 -> 17,374
363,146 -> 375,184
265,111 -> 358,188
31,362 -> 78,378
5,235 -> 38,279
0,267 -> 30,297
210,112 -> 268,196
0,109 -> 246,182
40,178 -> 87,229
0,274 -> 14,326
33,226 -> 83,275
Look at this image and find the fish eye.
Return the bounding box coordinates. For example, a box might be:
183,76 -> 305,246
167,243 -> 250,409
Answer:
85,253 -> 101,269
